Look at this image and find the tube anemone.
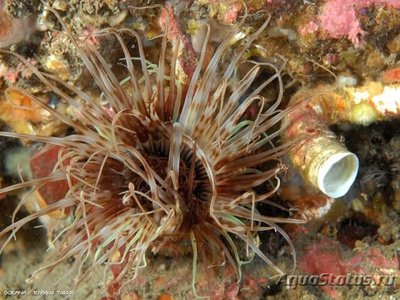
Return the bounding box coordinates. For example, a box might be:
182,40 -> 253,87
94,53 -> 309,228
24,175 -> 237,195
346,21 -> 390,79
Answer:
0,6 -> 301,297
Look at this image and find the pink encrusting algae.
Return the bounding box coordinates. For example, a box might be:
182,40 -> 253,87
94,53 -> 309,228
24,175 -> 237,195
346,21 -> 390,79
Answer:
300,237 -> 399,299
318,0 -> 400,45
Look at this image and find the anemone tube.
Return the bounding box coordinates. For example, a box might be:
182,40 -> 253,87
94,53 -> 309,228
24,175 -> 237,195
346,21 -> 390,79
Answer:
283,81 -> 400,198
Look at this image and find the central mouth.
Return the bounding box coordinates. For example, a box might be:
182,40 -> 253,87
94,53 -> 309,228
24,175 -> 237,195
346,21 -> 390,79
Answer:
90,134 -> 213,229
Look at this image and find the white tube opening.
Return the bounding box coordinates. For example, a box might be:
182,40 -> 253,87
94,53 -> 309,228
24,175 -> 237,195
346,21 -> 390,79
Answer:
317,152 -> 359,198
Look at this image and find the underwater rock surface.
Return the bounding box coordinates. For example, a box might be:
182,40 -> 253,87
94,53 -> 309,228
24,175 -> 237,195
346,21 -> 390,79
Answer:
0,1 -> 399,299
